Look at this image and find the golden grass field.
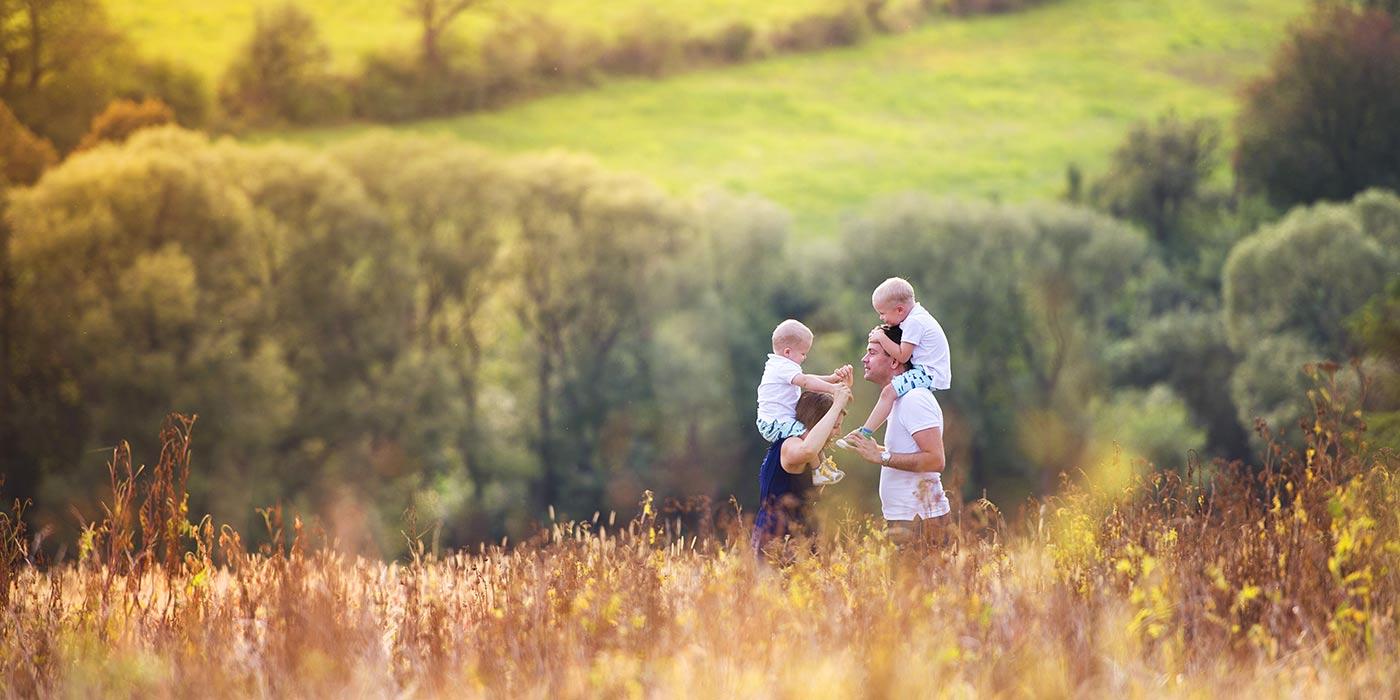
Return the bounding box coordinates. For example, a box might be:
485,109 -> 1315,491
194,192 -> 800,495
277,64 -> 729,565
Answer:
2,374 -> 1398,699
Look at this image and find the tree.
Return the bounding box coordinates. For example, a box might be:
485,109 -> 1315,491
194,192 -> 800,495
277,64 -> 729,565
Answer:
1107,309 -> 1251,461
509,153 -> 686,515
331,133 -> 515,541
1222,189 -> 1400,445
0,0 -> 125,150
1235,4 -> 1400,207
0,101 -> 56,513
405,0 -> 483,72
1091,112 -> 1222,249
219,2 -> 346,126
4,127 -> 281,538
1222,192 -> 1400,356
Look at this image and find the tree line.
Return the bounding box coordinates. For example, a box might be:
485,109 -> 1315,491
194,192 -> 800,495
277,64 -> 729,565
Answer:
2,123 -> 1399,554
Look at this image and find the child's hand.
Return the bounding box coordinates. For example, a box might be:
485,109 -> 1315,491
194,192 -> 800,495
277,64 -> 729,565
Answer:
835,364 -> 854,386
868,326 -> 884,343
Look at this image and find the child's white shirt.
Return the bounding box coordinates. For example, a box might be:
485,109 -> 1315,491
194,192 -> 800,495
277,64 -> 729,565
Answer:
901,303 -> 952,390
756,354 -> 803,422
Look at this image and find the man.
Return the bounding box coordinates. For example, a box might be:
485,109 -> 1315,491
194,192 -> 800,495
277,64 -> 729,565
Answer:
841,324 -> 949,546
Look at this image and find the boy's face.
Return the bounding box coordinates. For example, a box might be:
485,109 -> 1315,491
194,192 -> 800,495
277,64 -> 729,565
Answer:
873,297 -> 907,326
781,338 -> 812,364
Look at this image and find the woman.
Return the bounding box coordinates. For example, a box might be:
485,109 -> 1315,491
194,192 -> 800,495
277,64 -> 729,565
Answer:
752,383 -> 851,554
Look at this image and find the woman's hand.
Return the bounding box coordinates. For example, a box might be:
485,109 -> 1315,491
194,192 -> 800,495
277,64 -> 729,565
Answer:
831,383 -> 852,408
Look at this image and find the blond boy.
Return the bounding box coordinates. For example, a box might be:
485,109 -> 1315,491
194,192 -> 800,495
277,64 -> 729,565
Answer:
851,277 -> 951,436
756,319 -> 851,485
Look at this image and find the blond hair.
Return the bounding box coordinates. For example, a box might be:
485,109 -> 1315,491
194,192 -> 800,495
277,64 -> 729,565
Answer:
771,319 -> 813,353
873,277 -> 916,307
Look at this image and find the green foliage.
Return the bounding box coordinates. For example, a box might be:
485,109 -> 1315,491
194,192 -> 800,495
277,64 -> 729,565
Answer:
1235,3 -> 1400,207
219,2 -> 349,127
1090,384 -> 1206,473
0,0 -> 126,151
1222,192 -> 1400,355
1090,112 -> 1222,250
1107,309 -> 1251,461
509,152 -> 688,515
122,58 -> 211,128
1222,189 -> 1400,442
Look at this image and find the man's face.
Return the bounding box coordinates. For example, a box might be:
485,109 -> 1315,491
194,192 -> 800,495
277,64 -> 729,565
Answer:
862,338 -> 896,384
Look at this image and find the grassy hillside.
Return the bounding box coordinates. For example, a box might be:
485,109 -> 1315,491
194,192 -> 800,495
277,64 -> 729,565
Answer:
106,0 -> 855,80
275,0 -> 1305,235
110,0 -> 1308,235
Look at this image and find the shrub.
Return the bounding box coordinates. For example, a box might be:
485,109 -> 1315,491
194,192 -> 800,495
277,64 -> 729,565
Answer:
770,8 -> 870,53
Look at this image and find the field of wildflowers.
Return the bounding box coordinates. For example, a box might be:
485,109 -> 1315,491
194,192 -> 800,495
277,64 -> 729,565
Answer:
2,367 -> 1398,699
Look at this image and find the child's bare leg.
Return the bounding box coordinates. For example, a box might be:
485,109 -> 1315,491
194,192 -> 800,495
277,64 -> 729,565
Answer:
862,383 -> 897,433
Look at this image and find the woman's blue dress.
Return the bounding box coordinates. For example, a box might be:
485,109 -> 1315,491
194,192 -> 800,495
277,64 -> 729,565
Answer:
752,436 -> 813,549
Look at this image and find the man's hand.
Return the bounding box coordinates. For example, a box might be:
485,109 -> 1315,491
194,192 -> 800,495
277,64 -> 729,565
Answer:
839,429 -> 883,465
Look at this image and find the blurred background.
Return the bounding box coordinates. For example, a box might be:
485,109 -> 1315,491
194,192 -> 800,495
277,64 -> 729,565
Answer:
2,0 -> 1399,556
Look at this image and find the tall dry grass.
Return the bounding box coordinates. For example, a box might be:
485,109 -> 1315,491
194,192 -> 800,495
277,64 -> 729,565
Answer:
2,365 -> 1398,698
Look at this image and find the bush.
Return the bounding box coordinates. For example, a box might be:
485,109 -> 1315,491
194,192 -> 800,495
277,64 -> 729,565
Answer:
1235,4 -> 1400,207
75,98 -> 176,151
770,8 -> 870,53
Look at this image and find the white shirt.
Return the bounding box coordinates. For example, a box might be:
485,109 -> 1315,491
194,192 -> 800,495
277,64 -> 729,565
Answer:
879,386 -> 950,520
756,354 -> 803,422
901,303 -> 952,390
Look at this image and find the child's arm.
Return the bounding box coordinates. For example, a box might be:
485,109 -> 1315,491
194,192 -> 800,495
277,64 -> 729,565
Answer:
792,373 -> 846,395
870,327 -> 916,364
814,364 -> 854,386
857,383 -> 897,433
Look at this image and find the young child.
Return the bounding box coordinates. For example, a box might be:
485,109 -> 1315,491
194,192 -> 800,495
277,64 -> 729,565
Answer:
756,319 -> 851,485
845,277 -> 951,442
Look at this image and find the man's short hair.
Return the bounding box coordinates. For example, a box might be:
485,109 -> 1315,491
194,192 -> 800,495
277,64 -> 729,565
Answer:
873,277 -> 916,307
772,319 -> 813,350
880,324 -> 913,371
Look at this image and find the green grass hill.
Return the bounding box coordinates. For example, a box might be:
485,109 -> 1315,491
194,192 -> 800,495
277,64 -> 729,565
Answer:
112,0 -> 1307,235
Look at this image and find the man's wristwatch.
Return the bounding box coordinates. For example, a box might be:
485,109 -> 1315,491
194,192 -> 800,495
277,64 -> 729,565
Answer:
880,449 -> 891,466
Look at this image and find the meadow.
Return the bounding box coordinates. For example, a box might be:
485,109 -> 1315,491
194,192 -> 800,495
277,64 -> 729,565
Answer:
255,0 -> 1307,235
2,376 -> 1398,698
106,0 -> 859,81
106,0 -> 1307,234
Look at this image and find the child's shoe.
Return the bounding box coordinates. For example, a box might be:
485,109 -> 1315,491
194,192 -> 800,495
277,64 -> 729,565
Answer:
812,454 -> 845,485
835,427 -> 874,451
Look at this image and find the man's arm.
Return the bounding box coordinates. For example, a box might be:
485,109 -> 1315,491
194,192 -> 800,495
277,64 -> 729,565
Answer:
845,426 -> 944,473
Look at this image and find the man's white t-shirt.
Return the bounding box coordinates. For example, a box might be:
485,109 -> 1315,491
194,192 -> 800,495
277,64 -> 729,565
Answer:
879,386 -> 950,521
901,303 -> 952,390
756,354 -> 803,422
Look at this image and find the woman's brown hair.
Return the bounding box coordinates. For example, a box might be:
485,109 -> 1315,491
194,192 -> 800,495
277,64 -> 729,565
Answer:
794,391 -> 835,430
